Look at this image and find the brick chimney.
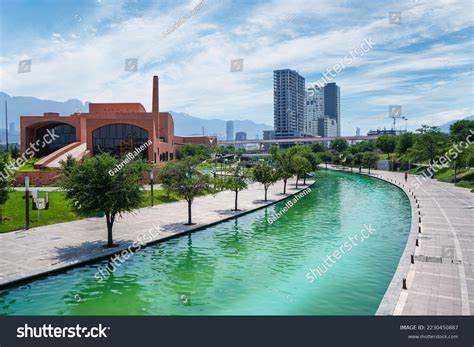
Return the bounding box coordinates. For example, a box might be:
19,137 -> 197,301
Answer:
152,75 -> 159,113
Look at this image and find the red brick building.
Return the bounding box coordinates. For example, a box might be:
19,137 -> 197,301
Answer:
20,76 -> 216,169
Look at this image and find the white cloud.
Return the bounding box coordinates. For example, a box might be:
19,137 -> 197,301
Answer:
0,0 -> 472,135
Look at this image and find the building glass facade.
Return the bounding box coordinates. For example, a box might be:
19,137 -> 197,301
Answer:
92,123 -> 149,158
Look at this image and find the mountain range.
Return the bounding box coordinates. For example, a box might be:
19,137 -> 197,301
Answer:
0,92 -> 273,143
439,115 -> 474,133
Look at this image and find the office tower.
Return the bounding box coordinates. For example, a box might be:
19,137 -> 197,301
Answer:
356,127 -> 361,137
323,82 -> 341,136
235,131 -> 247,141
304,86 -> 324,136
9,122 -> 15,133
226,120 -> 234,140
317,118 -> 338,137
235,131 -> 247,148
262,130 -> 275,150
273,69 -> 305,138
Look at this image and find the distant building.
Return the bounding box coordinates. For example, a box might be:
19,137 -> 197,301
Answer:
318,118 -> 338,137
323,82 -> 341,136
235,131 -> 247,141
20,76 -> 215,170
226,120 -> 234,141
304,86 -> 324,136
262,130 -> 275,150
263,130 -> 275,141
367,129 -> 399,136
273,69 -> 305,139
235,131 -> 247,148
356,127 -> 361,137
9,122 -> 15,133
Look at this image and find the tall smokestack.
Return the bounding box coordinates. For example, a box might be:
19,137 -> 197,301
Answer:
152,75 -> 159,113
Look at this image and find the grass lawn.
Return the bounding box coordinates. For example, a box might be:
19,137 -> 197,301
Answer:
433,168 -> 474,191
0,189 -> 181,234
16,159 -> 40,172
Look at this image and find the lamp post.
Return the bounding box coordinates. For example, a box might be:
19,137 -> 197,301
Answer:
24,176 -> 30,230
402,117 -> 408,133
150,170 -> 154,207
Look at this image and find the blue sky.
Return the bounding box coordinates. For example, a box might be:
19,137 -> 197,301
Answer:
0,0 -> 472,135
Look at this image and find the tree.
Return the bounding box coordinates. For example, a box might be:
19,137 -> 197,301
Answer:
253,162 -> 278,201
0,153 -> 11,224
330,138 -> 349,153
176,144 -> 211,161
410,127 -> 449,164
319,151 -> 333,169
159,158 -> 212,225
311,143 -> 325,153
217,165 -> 250,210
362,152 -> 379,174
270,147 -> 293,194
9,146 -> 20,159
291,156 -> 311,189
375,135 -> 397,159
396,133 -> 415,154
343,152 -> 354,172
450,119 -> 474,142
301,151 -> 319,184
59,154 -> 77,177
349,141 -> 376,154
60,153 -> 148,247
354,153 -> 364,173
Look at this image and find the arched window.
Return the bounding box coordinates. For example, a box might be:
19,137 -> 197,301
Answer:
36,123 -> 76,157
92,124 -> 149,159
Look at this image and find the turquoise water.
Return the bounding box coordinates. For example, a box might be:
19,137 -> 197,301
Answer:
0,171 -> 411,315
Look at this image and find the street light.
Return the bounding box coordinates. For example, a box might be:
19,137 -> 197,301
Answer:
24,176 -> 30,230
150,170 -> 154,207
402,117 -> 408,133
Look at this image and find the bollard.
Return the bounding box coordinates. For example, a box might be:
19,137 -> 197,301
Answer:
411,254 -> 415,264
419,217 -> 421,223
403,278 -> 407,290
416,239 -> 419,247
418,225 -> 422,233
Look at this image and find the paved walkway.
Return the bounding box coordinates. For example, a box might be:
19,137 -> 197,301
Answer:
0,178 -> 312,288
332,167 -> 474,315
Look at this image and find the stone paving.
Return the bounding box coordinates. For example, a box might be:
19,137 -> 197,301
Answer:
350,168 -> 474,316
0,178 -> 312,288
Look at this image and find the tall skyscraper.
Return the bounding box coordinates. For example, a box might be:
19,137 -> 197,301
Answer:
273,69 -> 305,138
356,127 -> 361,137
304,86 -> 324,135
226,120 -> 234,140
323,82 -> 341,136
9,122 -> 15,133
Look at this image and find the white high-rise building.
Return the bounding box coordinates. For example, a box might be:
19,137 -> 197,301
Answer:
304,86 -> 324,136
